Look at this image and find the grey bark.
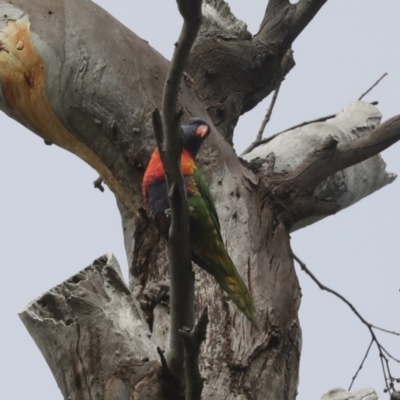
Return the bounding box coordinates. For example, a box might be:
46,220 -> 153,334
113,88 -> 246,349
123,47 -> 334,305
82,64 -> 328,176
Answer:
243,101 -> 396,231
1,0 -> 398,399
19,253 -> 164,400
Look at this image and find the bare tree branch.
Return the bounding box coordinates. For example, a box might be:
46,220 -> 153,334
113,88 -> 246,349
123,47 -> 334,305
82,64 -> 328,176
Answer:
349,339 -> 373,391
275,113 -> 338,135
195,0 -> 326,140
241,84 -> 281,156
293,254 -> 400,393
291,0 -> 328,40
180,307 -> 209,400
280,114 -> 400,193
258,0 -> 327,45
241,101 -> 379,157
280,100 -> 379,135
371,325 -> 400,336
157,0 -> 203,379
256,84 -> 282,142
266,0 -> 290,10
359,72 -> 388,100
156,346 -> 181,388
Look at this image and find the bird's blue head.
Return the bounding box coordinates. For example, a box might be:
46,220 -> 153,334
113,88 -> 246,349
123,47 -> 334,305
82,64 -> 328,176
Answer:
181,118 -> 211,158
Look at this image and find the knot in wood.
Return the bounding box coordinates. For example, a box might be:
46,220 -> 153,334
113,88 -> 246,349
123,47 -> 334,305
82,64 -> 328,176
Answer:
204,68 -> 216,79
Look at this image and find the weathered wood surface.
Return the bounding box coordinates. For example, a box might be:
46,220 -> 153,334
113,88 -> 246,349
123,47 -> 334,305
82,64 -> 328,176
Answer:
19,253 -> 164,400
2,0 -> 399,399
0,1 -> 303,398
243,101 -> 396,231
320,387 -> 378,400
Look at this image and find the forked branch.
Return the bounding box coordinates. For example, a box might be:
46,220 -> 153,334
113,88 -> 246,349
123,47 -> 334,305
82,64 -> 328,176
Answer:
180,307 -> 209,400
259,0 -> 327,44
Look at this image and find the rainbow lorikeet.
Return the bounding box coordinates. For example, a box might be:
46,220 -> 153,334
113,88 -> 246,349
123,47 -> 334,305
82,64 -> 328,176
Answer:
142,118 -> 258,328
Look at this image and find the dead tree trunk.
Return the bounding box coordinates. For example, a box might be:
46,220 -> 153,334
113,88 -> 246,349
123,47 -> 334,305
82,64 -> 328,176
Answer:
19,254 -> 165,400
1,1 -> 399,399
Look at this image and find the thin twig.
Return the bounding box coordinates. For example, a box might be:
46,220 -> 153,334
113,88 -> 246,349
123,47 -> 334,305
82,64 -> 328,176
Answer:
293,254 -> 370,325
241,84 -> 282,156
371,324 -> 400,336
241,101 -> 378,157
348,339 -> 373,391
257,84 -> 281,141
93,176 -> 105,192
293,253 -> 399,393
274,112 -> 339,135
157,347 -> 172,378
381,353 -> 390,390
241,112 -> 336,156
381,345 -> 400,363
358,72 -> 388,100
156,346 -> 181,387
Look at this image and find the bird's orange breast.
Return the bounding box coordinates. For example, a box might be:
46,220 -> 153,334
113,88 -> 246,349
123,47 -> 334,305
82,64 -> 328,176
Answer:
142,149 -> 164,202
142,148 -> 197,201
180,149 -> 196,175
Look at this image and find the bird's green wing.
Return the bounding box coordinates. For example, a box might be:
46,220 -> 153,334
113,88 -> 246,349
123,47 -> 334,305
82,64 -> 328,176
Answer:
187,168 -> 259,329
192,168 -> 222,236
186,167 -> 229,276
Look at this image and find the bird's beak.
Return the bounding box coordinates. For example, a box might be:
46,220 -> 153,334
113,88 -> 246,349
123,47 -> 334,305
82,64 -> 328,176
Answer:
196,124 -> 209,138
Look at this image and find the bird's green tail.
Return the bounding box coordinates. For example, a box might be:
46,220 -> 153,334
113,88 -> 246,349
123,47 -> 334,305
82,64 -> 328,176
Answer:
193,251 -> 259,329
213,263 -> 259,330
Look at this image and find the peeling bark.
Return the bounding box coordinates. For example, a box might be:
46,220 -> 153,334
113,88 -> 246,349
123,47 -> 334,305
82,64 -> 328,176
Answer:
0,12 -> 133,209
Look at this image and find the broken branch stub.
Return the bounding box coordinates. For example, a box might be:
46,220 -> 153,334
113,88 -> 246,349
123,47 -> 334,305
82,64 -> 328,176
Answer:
19,253 -> 162,400
320,387 -> 378,400
243,101 -> 396,231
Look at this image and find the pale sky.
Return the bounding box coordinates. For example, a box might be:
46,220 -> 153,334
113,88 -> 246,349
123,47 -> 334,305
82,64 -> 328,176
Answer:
1,1 -> 399,399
